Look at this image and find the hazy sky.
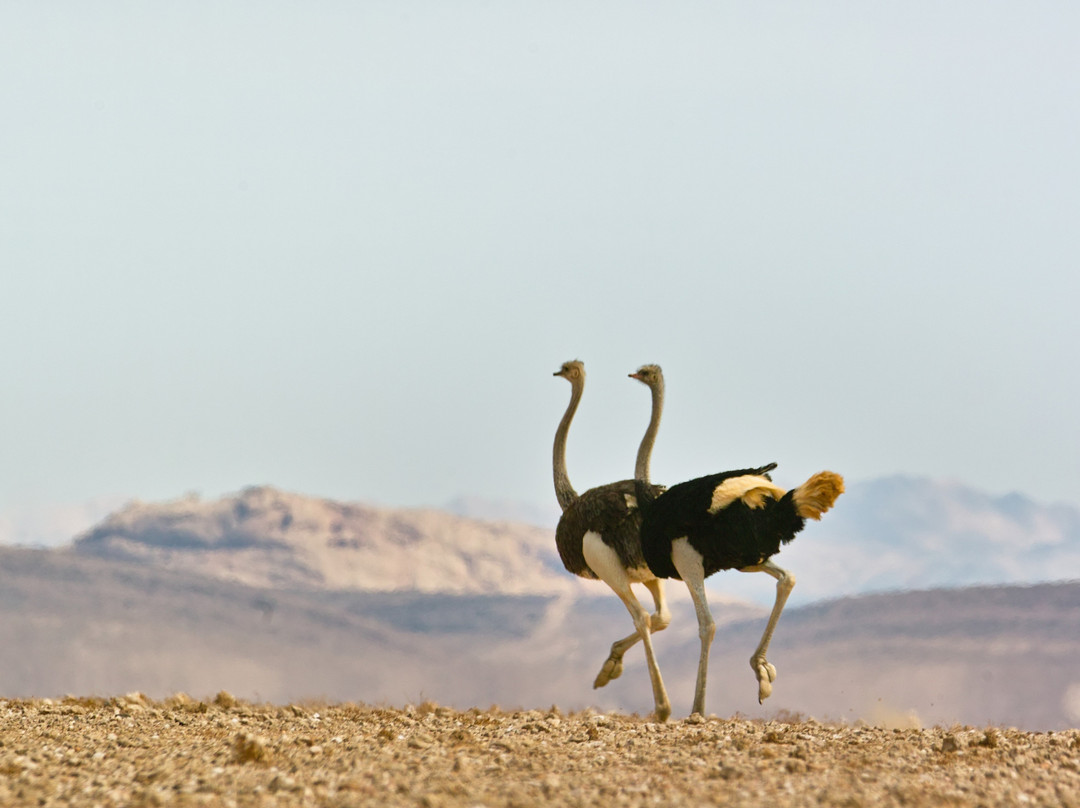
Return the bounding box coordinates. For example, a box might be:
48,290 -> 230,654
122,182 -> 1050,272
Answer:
3,2 -> 1079,538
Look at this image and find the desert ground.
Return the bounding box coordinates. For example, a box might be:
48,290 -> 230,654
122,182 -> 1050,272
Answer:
1,694 -> 1077,807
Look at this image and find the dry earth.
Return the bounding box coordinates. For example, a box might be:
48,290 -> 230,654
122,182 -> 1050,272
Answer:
1,694 -> 1078,807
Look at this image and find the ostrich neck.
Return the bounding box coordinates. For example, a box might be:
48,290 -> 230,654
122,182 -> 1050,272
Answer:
553,377 -> 583,512
634,380 -> 664,502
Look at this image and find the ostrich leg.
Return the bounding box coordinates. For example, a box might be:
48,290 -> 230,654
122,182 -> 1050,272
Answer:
583,533 -> 671,722
671,538 -> 713,717
593,578 -> 670,688
739,559 -> 795,703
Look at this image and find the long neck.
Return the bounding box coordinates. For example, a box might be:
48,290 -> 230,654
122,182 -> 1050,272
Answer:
634,377 -> 664,506
553,376 -> 583,512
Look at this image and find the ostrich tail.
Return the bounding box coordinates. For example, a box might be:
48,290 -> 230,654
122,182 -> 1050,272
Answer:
792,471 -> 845,520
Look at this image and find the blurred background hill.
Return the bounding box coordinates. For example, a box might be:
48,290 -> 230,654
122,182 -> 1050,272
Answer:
1,477 -> 1078,731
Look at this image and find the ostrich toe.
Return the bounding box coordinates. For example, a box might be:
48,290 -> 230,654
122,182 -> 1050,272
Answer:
753,659 -> 778,703
593,654 -> 624,688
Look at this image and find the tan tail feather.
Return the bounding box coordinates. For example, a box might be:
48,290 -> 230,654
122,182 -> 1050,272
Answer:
793,471 -> 845,520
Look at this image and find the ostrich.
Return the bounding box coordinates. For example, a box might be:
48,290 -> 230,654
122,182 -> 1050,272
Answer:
630,369 -> 844,716
552,360 -> 673,721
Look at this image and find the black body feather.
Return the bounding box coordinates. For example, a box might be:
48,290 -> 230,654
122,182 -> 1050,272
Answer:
639,464 -> 806,580
556,480 -> 666,578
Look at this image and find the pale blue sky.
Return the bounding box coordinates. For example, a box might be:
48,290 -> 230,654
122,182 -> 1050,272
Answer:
2,2 -> 1078,539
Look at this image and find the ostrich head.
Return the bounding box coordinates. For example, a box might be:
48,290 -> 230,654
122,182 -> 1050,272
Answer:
554,359 -> 585,382
629,364 -> 663,388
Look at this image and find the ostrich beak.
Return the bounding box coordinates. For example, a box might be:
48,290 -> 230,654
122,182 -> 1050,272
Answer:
629,372 -> 642,380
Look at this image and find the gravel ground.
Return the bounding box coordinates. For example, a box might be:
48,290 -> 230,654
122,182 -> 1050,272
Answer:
1,693 -> 1078,807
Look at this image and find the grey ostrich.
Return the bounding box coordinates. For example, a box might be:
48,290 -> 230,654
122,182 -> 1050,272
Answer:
552,360 -> 672,721
630,368 -> 844,716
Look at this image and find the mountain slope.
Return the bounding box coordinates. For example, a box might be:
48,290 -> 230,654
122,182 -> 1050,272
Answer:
72,485 -> 586,596
23,476 -> 1080,606
2,544 -> 1077,730
708,475 -> 1080,605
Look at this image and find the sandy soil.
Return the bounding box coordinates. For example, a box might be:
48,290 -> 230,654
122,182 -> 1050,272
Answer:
1,693 -> 1078,807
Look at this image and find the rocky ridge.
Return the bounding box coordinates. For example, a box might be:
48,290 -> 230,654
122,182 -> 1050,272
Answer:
73,486 -> 582,595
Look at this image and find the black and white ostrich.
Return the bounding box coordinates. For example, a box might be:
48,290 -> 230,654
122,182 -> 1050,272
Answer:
552,360 -> 673,721
630,368 -> 844,716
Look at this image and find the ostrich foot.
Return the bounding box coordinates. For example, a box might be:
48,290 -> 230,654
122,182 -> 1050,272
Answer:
593,654 -> 624,689
655,701 -> 671,723
751,656 -> 777,703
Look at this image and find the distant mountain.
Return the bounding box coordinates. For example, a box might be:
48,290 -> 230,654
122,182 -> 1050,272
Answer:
62,477 -> 1080,608
72,485 -> 588,596
3,477 -> 1075,731
699,475 -> 1080,606
698,581 -> 1080,732
1,544 -> 1077,731
443,476 -> 1080,605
